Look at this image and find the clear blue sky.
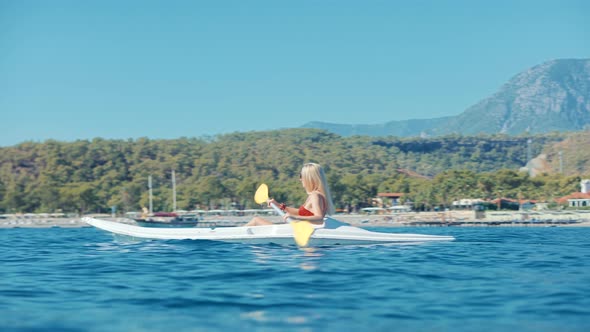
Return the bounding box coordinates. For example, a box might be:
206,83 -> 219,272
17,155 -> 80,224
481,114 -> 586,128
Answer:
1,0 -> 589,146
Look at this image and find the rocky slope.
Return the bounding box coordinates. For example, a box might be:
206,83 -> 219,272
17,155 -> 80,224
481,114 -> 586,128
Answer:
303,58 -> 590,137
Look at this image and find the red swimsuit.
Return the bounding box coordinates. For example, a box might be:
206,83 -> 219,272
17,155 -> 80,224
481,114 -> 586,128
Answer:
298,206 -> 314,216
298,195 -> 326,217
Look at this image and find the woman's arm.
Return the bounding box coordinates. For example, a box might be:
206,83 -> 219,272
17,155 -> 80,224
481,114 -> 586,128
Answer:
284,193 -> 325,223
269,200 -> 298,217
283,206 -> 298,215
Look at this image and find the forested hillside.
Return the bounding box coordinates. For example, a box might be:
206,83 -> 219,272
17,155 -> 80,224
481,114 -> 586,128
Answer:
0,129 -> 586,214
543,131 -> 590,175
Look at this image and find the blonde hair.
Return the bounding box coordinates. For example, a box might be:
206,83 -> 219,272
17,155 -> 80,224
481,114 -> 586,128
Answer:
300,163 -> 335,215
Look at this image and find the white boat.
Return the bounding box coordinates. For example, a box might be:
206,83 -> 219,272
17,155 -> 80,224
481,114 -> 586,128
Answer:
83,217 -> 455,246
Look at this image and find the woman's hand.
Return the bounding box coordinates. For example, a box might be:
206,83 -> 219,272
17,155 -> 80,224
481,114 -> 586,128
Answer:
267,198 -> 278,207
283,212 -> 295,221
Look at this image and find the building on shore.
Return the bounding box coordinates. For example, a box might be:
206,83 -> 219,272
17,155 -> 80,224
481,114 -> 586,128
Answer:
452,199 -> 485,209
489,198 -> 538,210
556,179 -> 590,208
374,192 -> 412,213
377,192 -> 405,207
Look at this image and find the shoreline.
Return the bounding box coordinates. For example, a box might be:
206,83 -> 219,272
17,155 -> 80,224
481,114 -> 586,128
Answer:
1,210 -> 589,229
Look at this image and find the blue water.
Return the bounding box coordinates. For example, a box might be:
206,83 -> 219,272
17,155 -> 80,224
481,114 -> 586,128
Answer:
1,227 -> 589,332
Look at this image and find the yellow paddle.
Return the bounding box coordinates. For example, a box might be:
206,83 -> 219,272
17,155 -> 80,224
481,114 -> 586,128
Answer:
254,184 -> 270,205
254,184 -> 315,247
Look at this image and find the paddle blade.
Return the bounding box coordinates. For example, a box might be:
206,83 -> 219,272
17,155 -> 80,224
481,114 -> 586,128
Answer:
291,221 -> 314,247
254,184 -> 269,204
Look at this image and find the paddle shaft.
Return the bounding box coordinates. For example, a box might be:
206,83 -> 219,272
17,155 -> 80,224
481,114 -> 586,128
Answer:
269,202 -> 289,219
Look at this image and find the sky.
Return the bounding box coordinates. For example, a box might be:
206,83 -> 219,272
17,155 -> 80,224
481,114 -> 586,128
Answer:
1,0 -> 589,146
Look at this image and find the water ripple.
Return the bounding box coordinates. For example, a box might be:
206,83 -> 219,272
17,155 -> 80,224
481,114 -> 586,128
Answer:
1,227 -> 589,331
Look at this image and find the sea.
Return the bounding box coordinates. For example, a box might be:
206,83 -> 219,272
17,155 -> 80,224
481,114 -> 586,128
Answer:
1,226 -> 589,332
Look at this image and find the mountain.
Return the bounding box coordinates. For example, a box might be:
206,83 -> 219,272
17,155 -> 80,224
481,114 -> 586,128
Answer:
303,117 -> 451,137
302,58 -> 590,137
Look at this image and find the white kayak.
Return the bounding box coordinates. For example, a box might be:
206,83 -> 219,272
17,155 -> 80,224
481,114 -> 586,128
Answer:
83,217 -> 455,246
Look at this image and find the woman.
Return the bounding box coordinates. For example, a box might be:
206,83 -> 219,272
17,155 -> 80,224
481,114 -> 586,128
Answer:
246,163 -> 335,226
